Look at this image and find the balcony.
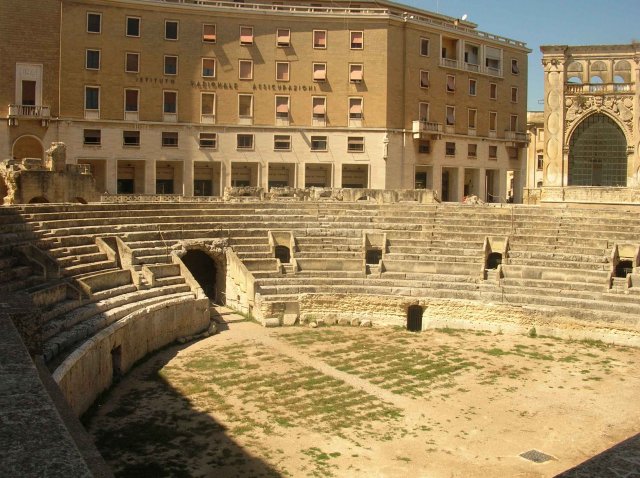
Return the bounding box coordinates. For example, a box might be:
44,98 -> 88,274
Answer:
505,131 -> 528,144
439,58 -> 502,78
565,83 -> 635,95
8,104 -> 50,126
412,120 -> 443,139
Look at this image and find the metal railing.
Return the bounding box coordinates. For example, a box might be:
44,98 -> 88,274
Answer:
8,104 -> 51,118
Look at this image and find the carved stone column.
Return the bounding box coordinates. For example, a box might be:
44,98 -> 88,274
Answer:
542,49 -> 566,187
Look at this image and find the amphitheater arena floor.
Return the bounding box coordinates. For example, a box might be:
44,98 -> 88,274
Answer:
85,315 -> 640,478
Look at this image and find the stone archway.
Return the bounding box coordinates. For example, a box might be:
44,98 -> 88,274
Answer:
568,113 -> 628,187
12,135 -> 44,161
173,239 -> 228,304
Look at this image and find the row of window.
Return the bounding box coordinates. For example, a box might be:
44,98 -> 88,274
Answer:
87,12 -> 363,50
86,50 -> 363,83
420,71 -> 518,101
436,142 -> 519,160
84,87 -> 365,122
85,85 -> 519,131
83,129 -> 366,152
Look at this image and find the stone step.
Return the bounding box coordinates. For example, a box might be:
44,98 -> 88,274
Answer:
56,251 -> 106,267
61,259 -> 117,277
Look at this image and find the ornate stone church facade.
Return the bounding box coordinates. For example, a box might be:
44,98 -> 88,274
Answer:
528,44 -> 640,203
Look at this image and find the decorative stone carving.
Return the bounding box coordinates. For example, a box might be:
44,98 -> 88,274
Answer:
564,95 -> 634,140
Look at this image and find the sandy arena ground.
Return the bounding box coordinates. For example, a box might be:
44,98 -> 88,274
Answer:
86,313 -> 640,478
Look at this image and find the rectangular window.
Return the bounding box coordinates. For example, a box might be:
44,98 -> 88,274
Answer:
445,142 -> 456,156
468,109 -> 477,129
201,92 -> 215,121
203,24 -> 216,43
125,52 -> 139,73
485,47 -> 502,73
123,130 -> 140,146
489,145 -> 498,159
277,28 -> 291,47
162,132 -> 178,147
312,97 -> 326,118
202,58 -> 216,77
237,133 -> 254,150
419,102 -> 429,122
490,83 -> 497,100
313,63 -> 327,82
350,31 -> 363,49
238,94 -> 253,118
511,59 -> 520,75
508,146 -> 519,160
86,49 -> 100,70
469,78 -> 477,96
313,30 -> 326,49
311,136 -> 327,151
510,115 -> 518,132
199,132 -> 217,149
420,70 -> 429,88
489,111 -> 497,131
274,134 -> 291,151
87,12 -> 101,33
537,154 -> 544,170
163,91 -> 177,114
83,129 -> 101,145
418,140 -> 430,154
349,97 -> 363,119
85,86 -> 99,110
124,89 -> 139,112
468,143 -> 477,158
446,105 -> 455,126
511,86 -> 518,103
275,96 -> 289,119
239,60 -> 253,80
164,55 -> 178,75
276,62 -> 290,81
126,17 -> 140,37
420,37 -> 429,56
240,26 -> 253,45
165,20 -> 178,40
349,64 -> 363,82
446,75 -> 455,92
347,136 -> 364,152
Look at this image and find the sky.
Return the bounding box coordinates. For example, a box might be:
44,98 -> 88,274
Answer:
404,0 -> 640,110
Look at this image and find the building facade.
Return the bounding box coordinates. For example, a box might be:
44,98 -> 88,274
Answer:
1,0 -> 529,202
536,44 -> 640,202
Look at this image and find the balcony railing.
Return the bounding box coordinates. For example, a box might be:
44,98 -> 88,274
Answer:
440,58 -> 502,77
412,120 -> 443,139
565,83 -> 635,95
8,104 -> 50,119
505,131 -> 528,143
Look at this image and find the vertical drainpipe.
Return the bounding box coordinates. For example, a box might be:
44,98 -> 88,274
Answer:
56,0 -> 63,143
400,16 -> 408,189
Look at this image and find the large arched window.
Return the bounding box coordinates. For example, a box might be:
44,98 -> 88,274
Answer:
568,114 -> 627,187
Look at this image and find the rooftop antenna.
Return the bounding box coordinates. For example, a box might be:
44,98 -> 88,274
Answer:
461,13 -> 468,21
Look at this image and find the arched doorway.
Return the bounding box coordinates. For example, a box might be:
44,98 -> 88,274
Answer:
12,135 -> 44,161
181,250 -> 222,303
274,245 -> 291,264
407,305 -> 423,332
28,196 -> 49,204
486,252 -> 502,270
615,260 -> 633,278
568,114 -> 628,187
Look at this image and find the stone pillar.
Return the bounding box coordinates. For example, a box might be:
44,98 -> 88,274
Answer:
457,166 -> 465,201
106,158 -> 118,194
498,168 -> 508,202
259,162 -> 268,189
144,159 -> 156,194
222,161 -> 231,189
432,164 -> 442,200
297,162 -> 305,188
334,163 -> 342,188
183,159 -> 194,197
478,167 -> 486,201
541,48 -> 567,187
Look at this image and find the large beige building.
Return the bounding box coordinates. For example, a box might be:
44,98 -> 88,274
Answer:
1,0 -> 529,202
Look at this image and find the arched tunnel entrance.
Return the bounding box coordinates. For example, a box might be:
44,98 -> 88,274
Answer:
181,250 -> 225,304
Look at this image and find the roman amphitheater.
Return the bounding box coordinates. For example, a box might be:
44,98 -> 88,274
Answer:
2,180 -> 640,476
